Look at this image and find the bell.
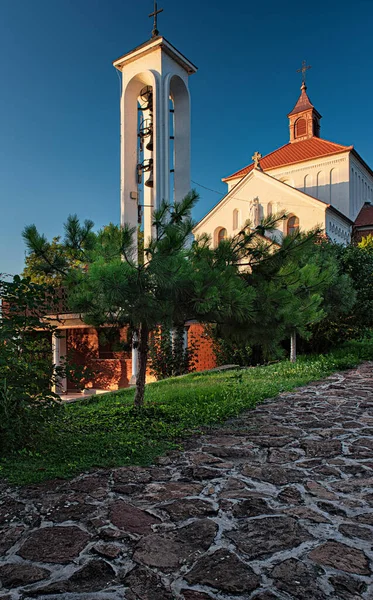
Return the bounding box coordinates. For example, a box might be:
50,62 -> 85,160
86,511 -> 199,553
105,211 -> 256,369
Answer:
145,172 -> 154,188
146,134 -> 153,152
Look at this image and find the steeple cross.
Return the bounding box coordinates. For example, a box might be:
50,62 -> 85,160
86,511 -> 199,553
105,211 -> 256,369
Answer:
252,151 -> 262,169
297,60 -> 312,85
149,1 -> 163,38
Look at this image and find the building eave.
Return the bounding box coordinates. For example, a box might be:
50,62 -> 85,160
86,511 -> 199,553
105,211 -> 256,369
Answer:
326,205 -> 353,225
113,36 -> 198,74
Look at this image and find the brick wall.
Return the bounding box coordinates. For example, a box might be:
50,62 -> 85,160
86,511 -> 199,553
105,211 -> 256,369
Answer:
188,323 -> 217,372
65,323 -> 217,391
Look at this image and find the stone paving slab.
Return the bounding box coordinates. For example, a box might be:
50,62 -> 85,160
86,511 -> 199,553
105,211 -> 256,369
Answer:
1,362 -> 373,599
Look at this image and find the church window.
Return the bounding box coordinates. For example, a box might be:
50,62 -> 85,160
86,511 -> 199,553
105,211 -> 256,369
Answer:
218,228 -> 227,244
267,202 -> 273,216
295,118 -> 307,138
233,209 -> 240,230
330,168 -> 338,203
215,227 -> 227,246
287,215 -> 299,235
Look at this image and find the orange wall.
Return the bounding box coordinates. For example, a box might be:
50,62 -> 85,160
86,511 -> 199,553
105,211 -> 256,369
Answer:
66,324 -> 217,391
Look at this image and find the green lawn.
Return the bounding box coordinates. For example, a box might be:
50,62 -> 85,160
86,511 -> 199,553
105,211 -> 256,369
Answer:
1,339 -> 373,486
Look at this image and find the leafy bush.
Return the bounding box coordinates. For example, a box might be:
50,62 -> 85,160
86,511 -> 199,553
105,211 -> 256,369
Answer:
0,275 -> 63,453
149,325 -> 197,380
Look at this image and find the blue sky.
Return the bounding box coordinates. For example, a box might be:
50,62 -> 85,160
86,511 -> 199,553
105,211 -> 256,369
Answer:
1,0 -> 372,275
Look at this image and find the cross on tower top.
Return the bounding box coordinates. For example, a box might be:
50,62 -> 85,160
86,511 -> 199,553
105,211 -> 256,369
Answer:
149,1 -> 163,38
252,151 -> 262,169
297,60 -> 312,86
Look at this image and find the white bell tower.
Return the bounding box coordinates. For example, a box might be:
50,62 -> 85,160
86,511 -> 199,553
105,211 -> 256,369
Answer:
113,5 -> 197,247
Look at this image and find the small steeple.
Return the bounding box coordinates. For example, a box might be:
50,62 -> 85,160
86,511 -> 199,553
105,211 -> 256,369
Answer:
288,62 -> 322,143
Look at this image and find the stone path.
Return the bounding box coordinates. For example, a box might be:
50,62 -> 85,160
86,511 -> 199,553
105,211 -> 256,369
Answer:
1,363 -> 373,599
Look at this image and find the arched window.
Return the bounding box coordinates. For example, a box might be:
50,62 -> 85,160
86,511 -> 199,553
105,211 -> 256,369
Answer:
295,118 -> 307,138
267,202 -> 273,217
287,215 -> 299,235
216,227 -> 227,246
233,209 -> 240,230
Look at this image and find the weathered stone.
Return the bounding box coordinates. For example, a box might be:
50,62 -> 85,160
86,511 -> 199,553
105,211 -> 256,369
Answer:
203,435 -> 247,446
181,591 -> 214,600
339,523 -> 372,541
185,548 -> 260,593
18,526 -> 90,563
306,481 -> 337,500
161,499 -> 218,520
271,558 -> 324,599
268,448 -> 301,463
241,465 -> 304,485
253,436 -> 293,447
227,516 -> 312,559
329,575 -> 368,599
0,564 -> 50,589
67,559 -> 117,591
28,560 -> 117,596
0,499 -> 28,525
232,496 -> 275,518
355,513 -> 373,525
316,501 -> 347,517
310,541 -> 371,575
252,593 -> 280,600
143,482 -> 204,501
301,439 -> 342,458
69,474 -> 109,494
133,519 -> 217,569
93,542 -> 122,558
45,495 -> 97,522
0,526 -> 25,554
124,567 -> 173,600
201,445 -> 260,460
99,526 -> 127,540
109,501 -> 160,535
191,466 -> 222,480
311,465 -> 342,477
112,483 -> 146,495
277,486 -> 303,504
113,466 -> 152,484
286,507 -> 331,523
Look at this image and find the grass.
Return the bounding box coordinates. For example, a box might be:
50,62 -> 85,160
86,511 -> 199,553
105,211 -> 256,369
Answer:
1,338 -> 373,486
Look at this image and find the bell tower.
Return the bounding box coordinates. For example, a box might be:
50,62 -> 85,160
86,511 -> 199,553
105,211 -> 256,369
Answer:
288,61 -> 322,143
113,5 -> 197,247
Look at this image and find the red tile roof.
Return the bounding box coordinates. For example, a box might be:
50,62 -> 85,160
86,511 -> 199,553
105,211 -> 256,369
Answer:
223,137 -> 353,181
355,203 -> 373,227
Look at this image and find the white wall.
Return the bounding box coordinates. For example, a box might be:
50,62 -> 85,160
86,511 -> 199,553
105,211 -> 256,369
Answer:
268,153 -> 350,217
195,171 -> 327,245
350,154 -> 373,221
326,209 -> 351,245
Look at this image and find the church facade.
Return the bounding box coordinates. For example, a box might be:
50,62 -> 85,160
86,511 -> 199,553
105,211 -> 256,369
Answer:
194,81 -> 373,246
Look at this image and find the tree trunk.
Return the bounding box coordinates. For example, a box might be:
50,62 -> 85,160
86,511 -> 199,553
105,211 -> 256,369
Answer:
134,323 -> 149,407
290,331 -> 297,363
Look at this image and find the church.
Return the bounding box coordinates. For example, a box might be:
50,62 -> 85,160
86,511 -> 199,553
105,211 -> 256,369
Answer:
51,9 -> 373,395
194,70 -> 373,246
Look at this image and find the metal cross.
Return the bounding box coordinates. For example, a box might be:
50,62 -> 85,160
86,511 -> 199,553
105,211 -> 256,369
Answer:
252,151 -> 262,168
149,1 -> 163,38
297,60 -> 312,85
